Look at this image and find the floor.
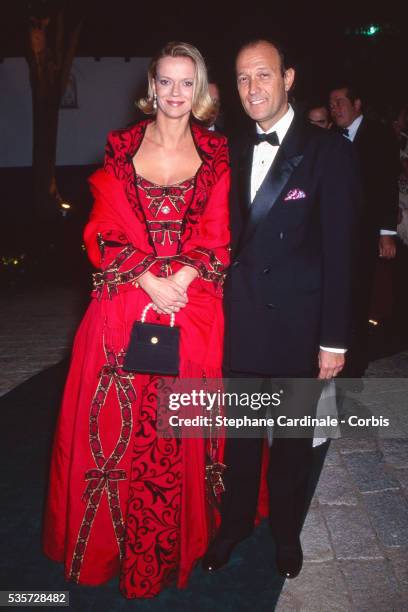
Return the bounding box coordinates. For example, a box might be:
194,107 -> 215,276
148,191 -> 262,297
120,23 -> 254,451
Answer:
1,285 -> 407,611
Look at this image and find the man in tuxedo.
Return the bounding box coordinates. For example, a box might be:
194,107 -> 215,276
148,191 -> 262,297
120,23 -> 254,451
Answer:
202,39 -> 361,578
329,85 -> 399,375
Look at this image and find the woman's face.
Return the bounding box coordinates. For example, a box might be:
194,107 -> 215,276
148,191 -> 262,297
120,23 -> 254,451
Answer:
154,56 -> 196,119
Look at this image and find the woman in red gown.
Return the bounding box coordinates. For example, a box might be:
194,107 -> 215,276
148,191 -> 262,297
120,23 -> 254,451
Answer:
42,41 -> 230,599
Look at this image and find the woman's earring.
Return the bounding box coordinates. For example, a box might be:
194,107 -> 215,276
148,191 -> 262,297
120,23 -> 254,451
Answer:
153,93 -> 157,111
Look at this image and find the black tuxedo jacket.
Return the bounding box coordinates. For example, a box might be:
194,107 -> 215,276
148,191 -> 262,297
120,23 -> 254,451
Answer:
352,117 -> 399,241
224,113 -> 362,376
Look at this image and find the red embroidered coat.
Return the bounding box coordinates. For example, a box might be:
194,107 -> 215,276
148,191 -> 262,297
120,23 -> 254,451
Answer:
42,121 -> 230,598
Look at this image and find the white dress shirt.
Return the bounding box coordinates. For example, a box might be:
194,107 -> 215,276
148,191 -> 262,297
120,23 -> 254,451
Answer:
251,105 -> 345,354
344,114 -> 363,143
251,105 -> 294,202
343,114 -> 396,236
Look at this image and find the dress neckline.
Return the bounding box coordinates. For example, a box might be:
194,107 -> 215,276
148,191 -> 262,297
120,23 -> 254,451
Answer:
135,172 -> 196,188
131,121 -> 203,188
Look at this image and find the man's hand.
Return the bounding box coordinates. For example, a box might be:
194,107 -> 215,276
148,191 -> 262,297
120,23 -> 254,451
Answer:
318,349 -> 345,379
379,235 -> 396,259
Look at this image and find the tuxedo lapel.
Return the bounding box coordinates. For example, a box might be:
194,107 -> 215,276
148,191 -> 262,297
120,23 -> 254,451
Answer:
236,116 -> 305,254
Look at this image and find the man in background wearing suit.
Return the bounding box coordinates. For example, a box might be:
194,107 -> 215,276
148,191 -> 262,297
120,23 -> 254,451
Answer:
202,39 -> 361,579
329,85 -> 399,375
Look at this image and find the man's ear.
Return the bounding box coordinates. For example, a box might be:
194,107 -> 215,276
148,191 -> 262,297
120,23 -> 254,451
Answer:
284,68 -> 295,92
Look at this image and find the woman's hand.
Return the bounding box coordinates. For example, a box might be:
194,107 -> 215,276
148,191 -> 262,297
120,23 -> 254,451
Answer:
138,272 -> 188,314
170,266 -> 199,293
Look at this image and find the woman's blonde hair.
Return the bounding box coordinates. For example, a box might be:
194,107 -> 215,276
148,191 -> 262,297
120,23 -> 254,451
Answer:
137,41 -> 216,123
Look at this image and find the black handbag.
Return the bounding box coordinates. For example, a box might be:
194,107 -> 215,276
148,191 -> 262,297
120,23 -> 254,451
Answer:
123,302 -> 180,376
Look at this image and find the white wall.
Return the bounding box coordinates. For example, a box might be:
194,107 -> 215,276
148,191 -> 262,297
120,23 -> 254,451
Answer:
0,57 -> 150,167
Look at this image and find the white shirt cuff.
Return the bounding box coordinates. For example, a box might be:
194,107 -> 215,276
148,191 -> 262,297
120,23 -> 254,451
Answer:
380,230 -> 397,235
320,346 -> 347,353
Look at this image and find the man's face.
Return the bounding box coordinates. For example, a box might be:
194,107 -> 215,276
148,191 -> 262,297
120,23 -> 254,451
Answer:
236,42 -> 295,131
208,82 -> 221,124
308,106 -> 332,129
329,88 -> 361,129
208,83 -> 220,107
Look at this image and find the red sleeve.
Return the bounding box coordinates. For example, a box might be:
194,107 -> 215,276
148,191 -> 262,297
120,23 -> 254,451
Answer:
89,230 -> 157,299
84,132 -> 158,299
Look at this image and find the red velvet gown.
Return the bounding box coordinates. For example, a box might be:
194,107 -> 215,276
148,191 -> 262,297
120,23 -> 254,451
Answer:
42,120 -> 230,598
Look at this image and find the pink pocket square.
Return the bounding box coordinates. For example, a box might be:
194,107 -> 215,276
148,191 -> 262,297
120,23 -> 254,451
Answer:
284,189 -> 306,201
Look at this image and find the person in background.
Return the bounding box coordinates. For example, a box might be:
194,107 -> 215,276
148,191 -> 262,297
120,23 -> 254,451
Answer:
392,104 -> 408,245
397,157 -> 408,246
329,84 -> 399,375
391,103 -> 408,161
390,104 -> 408,340
207,80 -> 224,131
307,103 -> 332,129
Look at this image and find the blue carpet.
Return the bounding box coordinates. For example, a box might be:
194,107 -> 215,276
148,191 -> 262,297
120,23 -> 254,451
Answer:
1,362 -> 331,611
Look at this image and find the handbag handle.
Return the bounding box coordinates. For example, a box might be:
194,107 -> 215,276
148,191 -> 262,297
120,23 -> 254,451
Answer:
140,302 -> 176,327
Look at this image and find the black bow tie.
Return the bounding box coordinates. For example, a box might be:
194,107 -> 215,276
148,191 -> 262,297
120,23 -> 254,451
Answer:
253,131 -> 280,146
339,127 -> 349,137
